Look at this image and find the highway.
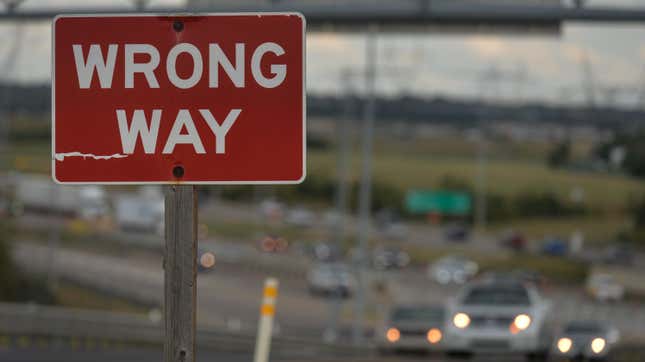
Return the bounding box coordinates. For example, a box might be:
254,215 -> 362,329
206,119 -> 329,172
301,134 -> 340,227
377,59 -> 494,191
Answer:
0,347 -> 556,362
0,348 -> 356,362
13,242 -> 338,339
2,346 -> 643,362
12,238 -> 645,343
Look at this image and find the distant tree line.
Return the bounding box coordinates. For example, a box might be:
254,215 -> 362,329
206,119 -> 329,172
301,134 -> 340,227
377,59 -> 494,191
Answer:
618,197 -> 645,246
594,131 -> 645,178
0,222 -> 55,303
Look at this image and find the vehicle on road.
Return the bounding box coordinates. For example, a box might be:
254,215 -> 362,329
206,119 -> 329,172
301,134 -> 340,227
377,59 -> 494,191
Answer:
378,305 -> 446,354
510,269 -> 549,290
257,235 -> 289,253
382,222 -> 409,240
308,242 -> 342,262
372,246 -> 410,270
322,209 -> 341,228
552,320 -> 619,361
11,173 -> 108,219
374,209 -> 409,240
259,199 -> 285,223
500,231 -> 527,252
600,245 -> 633,266
586,273 -> 624,302
443,223 -> 470,242
113,193 -> 164,235
445,279 -> 551,360
541,237 -> 568,257
285,207 -> 315,228
307,262 -> 355,298
428,255 -> 478,285
0,197 -> 17,218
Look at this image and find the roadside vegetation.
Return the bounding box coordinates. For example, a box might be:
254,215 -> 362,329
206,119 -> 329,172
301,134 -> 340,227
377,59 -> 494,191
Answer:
0,221 -> 55,304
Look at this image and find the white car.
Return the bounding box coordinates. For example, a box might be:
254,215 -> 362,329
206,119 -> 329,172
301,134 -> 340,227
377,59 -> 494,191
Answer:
307,263 -> 355,298
259,199 -> 285,222
445,280 -> 551,359
285,207 -> 315,228
586,273 -> 624,302
428,256 -> 478,285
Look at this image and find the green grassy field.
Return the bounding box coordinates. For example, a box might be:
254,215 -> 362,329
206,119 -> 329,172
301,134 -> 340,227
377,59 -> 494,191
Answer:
311,134 -> 645,242
8,124 -> 643,212
308,148 -> 645,213
10,141 -> 644,213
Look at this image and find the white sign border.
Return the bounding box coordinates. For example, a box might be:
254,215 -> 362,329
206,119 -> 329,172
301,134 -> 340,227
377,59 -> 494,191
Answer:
51,12 -> 307,185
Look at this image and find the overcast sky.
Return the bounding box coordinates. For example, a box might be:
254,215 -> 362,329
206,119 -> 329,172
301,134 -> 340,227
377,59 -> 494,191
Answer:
1,0 -> 645,108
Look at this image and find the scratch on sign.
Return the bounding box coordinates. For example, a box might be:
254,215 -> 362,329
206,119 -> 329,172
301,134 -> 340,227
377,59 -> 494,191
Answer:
54,152 -> 129,161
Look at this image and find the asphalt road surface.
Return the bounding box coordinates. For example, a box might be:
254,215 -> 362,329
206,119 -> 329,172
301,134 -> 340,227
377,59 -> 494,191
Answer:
13,239 -> 645,341
13,241 -> 341,340
4,348 -> 643,362
0,348 -> 552,362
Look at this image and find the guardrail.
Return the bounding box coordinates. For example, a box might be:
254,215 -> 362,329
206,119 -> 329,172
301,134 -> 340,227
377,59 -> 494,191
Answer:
0,302 -> 367,357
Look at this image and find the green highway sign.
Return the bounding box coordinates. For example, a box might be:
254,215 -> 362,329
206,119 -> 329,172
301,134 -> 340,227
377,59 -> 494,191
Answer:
406,190 -> 471,215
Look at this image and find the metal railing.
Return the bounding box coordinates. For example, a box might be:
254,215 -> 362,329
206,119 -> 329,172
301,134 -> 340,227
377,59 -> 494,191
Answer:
0,302 -> 367,357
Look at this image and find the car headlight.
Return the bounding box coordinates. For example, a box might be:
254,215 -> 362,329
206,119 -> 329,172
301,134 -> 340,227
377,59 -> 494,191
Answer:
427,328 -> 442,344
513,314 -> 531,330
453,313 -> 471,329
557,338 -> 572,353
386,328 -> 400,343
591,338 -> 606,354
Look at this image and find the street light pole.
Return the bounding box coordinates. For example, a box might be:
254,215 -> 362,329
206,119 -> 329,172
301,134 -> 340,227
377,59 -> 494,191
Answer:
325,68 -> 354,344
475,131 -> 487,231
353,25 -> 378,346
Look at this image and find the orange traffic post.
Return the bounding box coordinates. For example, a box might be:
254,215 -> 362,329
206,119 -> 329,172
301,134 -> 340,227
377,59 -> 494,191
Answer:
254,278 -> 279,362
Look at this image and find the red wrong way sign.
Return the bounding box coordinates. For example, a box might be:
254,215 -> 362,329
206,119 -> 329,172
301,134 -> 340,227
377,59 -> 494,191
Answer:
52,14 -> 305,184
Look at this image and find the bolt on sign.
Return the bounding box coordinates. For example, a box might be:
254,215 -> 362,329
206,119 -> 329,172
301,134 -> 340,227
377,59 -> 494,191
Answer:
52,14 -> 306,184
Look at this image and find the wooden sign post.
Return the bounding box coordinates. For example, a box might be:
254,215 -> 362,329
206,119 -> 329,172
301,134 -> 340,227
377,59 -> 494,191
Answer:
164,185 -> 197,362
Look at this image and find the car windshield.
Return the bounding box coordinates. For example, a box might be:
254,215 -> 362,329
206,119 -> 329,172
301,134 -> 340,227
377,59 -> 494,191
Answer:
439,257 -> 467,266
463,285 -> 531,306
318,264 -> 350,275
594,275 -> 614,283
565,322 -> 604,334
392,307 -> 444,322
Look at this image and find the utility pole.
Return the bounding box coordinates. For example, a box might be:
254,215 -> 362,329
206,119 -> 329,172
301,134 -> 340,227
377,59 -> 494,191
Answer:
325,68 -> 354,344
353,25 -> 378,346
639,65 -> 645,110
580,51 -> 596,108
335,68 -> 353,253
513,61 -> 528,104
0,20 -> 22,192
132,0 -> 149,12
164,185 -> 198,362
475,130 -> 487,231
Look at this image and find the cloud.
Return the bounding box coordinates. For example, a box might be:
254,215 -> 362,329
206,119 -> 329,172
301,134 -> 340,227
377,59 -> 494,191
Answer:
561,43 -> 586,63
308,33 -> 349,54
464,36 -> 508,59
18,0 -> 182,9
